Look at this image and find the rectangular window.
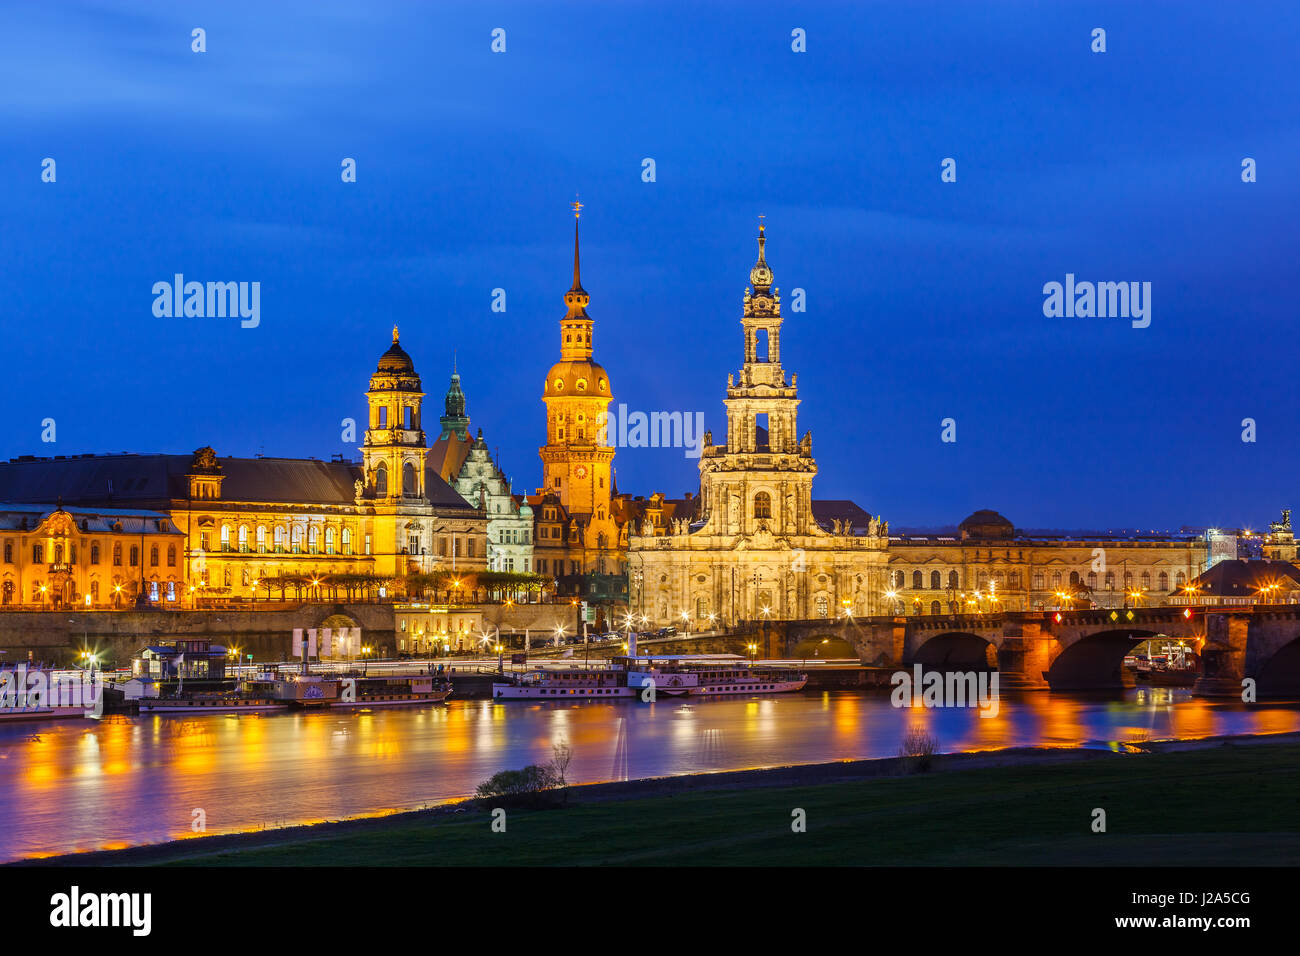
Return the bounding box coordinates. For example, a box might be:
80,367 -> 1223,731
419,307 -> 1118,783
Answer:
3,540 -> 10,563
33,545 -> 43,564
438,537 -> 448,556
454,538 -> 462,558
467,539 -> 475,558
365,534 -> 372,556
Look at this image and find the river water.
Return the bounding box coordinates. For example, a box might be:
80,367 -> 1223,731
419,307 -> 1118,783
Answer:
2,689 -> 1297,863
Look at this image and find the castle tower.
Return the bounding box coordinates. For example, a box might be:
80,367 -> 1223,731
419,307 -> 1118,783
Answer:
540,201 -> 615,521
362,326 -> 428,501
439,355 -> 471,441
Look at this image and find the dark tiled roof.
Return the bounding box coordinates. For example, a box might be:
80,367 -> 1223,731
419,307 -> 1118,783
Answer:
0,503 -> 182,534
0,453 -> 475,512
1181,559 -> 1300,597
812,500 -> 873,530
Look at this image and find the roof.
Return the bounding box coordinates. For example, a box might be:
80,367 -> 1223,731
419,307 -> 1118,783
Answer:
427,433 -> 472,484
1179,559 -> 1300,597
812,500 -> 873,530
0,453 -> 477,513
0,504 -> 183,535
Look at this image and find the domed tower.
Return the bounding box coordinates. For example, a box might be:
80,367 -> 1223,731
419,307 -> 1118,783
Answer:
362,326 -> 428,501
540,201 -> 615,520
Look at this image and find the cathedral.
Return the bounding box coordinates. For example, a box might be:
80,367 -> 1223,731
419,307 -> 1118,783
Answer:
628,224 -> 891,624
628,224 -> 1212,626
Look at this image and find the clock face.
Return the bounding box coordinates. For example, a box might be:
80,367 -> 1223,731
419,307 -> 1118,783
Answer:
574,465 -> 588,479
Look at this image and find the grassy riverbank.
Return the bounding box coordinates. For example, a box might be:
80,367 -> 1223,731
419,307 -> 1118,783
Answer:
30,734 -> 1300,867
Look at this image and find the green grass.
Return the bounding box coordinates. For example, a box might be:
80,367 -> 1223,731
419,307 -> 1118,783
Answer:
113,744 -> 1300,866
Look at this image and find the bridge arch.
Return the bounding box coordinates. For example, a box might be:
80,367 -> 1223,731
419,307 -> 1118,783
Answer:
909,631 -> 997,669
1256,633 -> 1300,697
1047,628 -> 1160,691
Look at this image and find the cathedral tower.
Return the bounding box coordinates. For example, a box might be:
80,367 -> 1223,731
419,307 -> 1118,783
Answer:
697,222 -> 817,539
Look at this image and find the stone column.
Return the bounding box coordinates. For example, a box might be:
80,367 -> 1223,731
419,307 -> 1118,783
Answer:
1193,609 -> 1252,698
997,615 -> 1052,690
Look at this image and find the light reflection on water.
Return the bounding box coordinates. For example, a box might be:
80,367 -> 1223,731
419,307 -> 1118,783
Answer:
1,688 -> 1296,862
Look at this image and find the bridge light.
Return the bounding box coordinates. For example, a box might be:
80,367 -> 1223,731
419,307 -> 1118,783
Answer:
1183,608 -> 1192,618
1054,612 -> 1062,623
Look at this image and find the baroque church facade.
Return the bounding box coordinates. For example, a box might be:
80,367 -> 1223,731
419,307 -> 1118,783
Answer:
628,224 -> 1213,626
628,225 -> 892,624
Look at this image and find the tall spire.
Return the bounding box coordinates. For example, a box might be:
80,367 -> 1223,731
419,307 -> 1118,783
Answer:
562,197 -> 591,326
571,196 -> 585,293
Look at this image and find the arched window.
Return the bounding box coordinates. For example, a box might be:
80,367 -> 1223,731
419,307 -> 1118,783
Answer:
342,528 -> 352,555
403,461 -> 418,496
1069,571 -> 1080,586
150,545 -> 159,566
1105,571 -> 1115,589
292,526 -> 304,554
90,543 -> 100,565
753,492 -> 771,519
931,600 -> 941,616
1159,571 -> 1169,591
1175,572 -> 1186,587
308,527 -> 319,554
220,525 -> 231,551
912,570 -> 923,589
113,543 -> 122,566
948,570 -> 959,589
1141,572 -> 1151,589
325,528 -> 336,554
375,462 -> 388,497
256,527 -> 266,553
274,526 -> 287,552
978,572 -> 988,589
238,526 -> 249,553
1087,571 -> 1097,590
1009,572 -> 1021,588
90,580 -> 99,602
1033,573 -> 1044,589
167,545 -> 176,567
1051,572 -> 1062,588
930,570 -> 941,589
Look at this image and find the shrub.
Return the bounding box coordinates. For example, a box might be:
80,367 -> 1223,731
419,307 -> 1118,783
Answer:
475,765 -> 562,807
899,728 -> 938,773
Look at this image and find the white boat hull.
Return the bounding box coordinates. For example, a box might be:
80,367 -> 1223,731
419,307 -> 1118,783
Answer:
491,683 -> 636,700
687,678 -> 808,696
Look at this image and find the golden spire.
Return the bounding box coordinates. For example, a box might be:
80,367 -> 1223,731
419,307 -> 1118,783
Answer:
392,324 -> 400,343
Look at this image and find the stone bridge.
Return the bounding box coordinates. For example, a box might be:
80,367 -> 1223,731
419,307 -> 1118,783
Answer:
735,605 -> 1300,697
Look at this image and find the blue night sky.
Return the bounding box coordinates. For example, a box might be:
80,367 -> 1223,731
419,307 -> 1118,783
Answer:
2,1 -> 1297,532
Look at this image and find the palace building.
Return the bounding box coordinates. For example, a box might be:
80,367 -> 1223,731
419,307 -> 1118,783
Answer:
0,330 -> 487,607
628,224 -> 1214,626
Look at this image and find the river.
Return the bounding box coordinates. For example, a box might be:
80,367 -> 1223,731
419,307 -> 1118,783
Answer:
2,688 -> 1297,863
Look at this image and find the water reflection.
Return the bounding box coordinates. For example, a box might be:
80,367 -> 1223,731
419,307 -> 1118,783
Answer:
0,689 -> 1296,862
